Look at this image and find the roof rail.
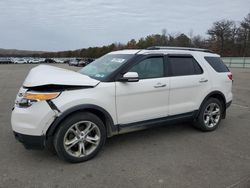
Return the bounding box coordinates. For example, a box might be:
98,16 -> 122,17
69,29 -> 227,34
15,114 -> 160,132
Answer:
146,46 -> 213,53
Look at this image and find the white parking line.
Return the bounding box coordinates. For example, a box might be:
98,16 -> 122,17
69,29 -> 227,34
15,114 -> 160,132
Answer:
232,103 -> 249,109
226,176 -> 250,188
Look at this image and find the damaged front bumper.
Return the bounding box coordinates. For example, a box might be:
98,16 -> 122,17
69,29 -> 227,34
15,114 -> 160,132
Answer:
13,131 -> 45,149
11,99 -> 57,149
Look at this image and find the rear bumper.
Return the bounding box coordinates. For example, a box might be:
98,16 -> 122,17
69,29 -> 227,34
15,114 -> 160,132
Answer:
13,131 -> 45,150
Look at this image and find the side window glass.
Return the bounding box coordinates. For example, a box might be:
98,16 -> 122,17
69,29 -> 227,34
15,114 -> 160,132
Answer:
129,57 -> 164,79
204,57 -> 229,72
169,56 -> 203,76
193,59 -> 203,74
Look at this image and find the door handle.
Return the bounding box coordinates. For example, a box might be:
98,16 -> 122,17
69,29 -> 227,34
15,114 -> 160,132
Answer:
199,78 -> 208,83
154,84 -> 166,88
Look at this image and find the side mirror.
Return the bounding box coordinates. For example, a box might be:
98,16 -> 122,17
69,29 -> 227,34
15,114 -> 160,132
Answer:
119,72 -> 139,82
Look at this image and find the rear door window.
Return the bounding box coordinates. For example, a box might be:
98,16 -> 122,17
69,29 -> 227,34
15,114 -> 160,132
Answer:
204,57 -> 229,72
168,56 -> 203,76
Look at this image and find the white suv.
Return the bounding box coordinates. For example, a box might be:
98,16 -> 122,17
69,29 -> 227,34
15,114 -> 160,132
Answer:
11,47 -> 233,163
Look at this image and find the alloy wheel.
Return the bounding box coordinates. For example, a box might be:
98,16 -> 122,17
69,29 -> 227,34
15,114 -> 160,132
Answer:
63,121 -> 101,158
203,103 -> 221,128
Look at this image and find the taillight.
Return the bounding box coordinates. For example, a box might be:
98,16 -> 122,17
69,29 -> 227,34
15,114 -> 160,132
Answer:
227,73 -> 233,81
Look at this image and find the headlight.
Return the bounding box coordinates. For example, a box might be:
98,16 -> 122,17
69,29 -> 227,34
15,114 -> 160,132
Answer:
17,91 -> 60,108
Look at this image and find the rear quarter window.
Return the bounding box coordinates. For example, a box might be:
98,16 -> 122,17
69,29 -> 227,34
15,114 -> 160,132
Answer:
204,57 -> 229,72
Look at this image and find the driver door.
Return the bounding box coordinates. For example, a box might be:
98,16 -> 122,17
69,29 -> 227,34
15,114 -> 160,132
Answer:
115,55 -> 170,124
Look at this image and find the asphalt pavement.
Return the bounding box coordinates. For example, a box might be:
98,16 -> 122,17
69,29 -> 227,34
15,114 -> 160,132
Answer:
0,64 -> 250,188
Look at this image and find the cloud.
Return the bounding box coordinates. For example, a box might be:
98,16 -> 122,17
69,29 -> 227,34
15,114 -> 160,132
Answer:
0,0 -> 249,51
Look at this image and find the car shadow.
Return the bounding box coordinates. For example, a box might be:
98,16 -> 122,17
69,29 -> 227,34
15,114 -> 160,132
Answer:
105,122 -> 197,148
24,122 -> 198,164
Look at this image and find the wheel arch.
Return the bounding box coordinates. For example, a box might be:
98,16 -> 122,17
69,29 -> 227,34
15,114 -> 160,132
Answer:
46,104 -> 118,139
197,91 -> 227,119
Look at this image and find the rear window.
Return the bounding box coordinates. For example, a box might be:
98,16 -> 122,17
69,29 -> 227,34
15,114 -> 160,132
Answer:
204,57 -> 229,72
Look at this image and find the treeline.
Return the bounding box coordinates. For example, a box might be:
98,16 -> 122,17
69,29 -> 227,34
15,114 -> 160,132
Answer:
36,12 -> 250,58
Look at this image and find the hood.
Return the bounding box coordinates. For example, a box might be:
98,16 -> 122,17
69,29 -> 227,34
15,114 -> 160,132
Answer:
23,65 -> 100,87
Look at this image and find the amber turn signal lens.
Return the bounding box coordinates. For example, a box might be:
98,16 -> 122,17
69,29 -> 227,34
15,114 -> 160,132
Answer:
24,92 -> 60,101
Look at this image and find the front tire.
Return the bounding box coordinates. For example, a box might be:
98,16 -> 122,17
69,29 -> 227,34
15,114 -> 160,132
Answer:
194,98 -> 223,131
54,112 -> 106,163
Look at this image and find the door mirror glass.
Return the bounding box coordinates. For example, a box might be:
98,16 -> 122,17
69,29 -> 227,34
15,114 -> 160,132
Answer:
119,72 -> 139,82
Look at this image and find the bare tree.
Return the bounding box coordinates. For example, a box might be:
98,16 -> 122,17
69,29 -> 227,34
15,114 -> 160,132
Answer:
207,20 -> 235,55
192,35 -> 206,48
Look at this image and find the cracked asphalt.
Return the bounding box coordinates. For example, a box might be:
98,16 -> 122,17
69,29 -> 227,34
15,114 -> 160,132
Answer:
0,64 -> 250,188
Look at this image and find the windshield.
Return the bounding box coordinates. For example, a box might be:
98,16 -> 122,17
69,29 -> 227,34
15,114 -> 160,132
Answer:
79,54 -> 134,80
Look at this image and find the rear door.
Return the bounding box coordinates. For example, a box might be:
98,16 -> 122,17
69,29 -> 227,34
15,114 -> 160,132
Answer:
115,55 -> 170,124
167,54 -> 210,115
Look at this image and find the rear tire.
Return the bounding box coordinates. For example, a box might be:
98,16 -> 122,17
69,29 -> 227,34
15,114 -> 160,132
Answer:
193,98 -> 223,131
54,112 -> 106,163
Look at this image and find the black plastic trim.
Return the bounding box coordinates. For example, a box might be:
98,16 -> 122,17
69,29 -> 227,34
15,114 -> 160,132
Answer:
13,132 -> 45,150
226,100 -> 232,108
167,54 -> 193,57
46,100 -> 61,113
118,111 -> 197,134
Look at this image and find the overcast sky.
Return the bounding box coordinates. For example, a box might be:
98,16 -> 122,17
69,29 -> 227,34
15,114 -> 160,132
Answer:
0,0 -> 249,51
